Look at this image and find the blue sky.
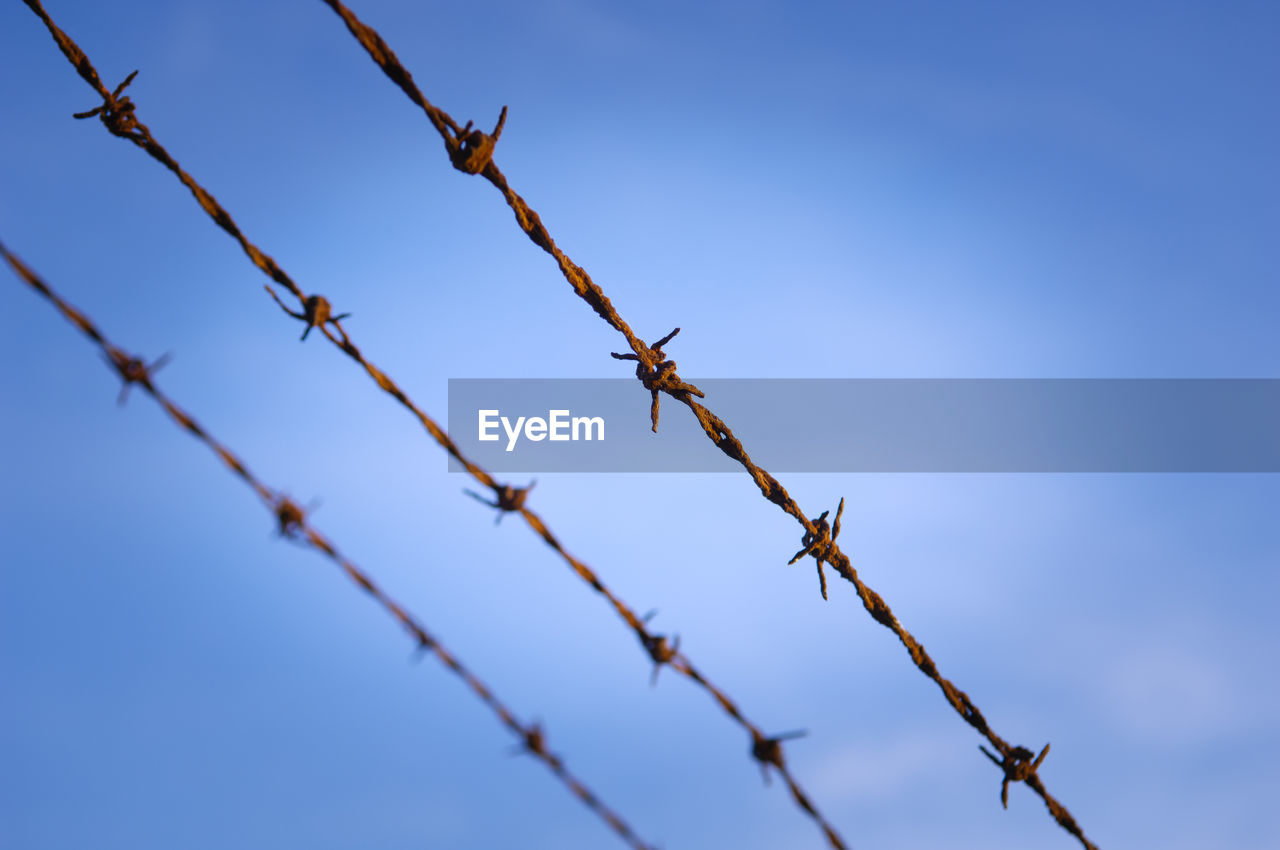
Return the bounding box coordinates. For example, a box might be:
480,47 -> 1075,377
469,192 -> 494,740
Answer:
2,1 -> 1277,848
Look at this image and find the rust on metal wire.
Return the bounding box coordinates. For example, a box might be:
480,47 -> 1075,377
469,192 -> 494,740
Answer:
611,328 -> 705,433
751,729 -> 807,785
982,743 -> 1052,809
265,287 -> 353,341
2,240 -> 658,850
20,5 -> 847,847
451,106 -> 508,175
639,611 -> 680,687
272,495 -> 309,538
464,480 -> 535,524
788,497 -> 845,601
310,2 -> 1100,846
72,68 -> 142,138
104,348 -> 170,405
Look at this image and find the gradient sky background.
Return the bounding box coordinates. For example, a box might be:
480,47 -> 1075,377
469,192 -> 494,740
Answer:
2,1 -> 1278,848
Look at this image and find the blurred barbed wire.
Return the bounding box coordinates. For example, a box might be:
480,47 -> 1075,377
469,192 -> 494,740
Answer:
2,239 -> 659,850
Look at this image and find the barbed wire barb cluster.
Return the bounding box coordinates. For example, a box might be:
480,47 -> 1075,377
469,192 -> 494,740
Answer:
20,3 -> 849,846
788,497 -> 845,601
1,239 -> 659,850
610,327 -> 705,433
309,1 -> 1099,846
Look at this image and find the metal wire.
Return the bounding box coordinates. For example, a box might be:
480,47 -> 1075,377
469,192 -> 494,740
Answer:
1,239 -> 658,850
313,1 -> 1099,845
19,3 -> 848,847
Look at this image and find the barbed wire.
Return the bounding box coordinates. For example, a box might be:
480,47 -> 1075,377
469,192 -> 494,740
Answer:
19,3 -> 849,846
1,239 -> 659,850
311,1 -> 1099,846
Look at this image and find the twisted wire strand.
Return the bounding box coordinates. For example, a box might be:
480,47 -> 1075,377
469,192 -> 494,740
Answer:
20,4 -> 847,846
1,239 -> 658,850
313,1 -> 1097,845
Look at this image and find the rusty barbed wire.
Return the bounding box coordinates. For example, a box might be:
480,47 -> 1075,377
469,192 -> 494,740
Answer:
313,2 -> 1099,845
20,4 -> 848,846
1,239 -> 658,850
